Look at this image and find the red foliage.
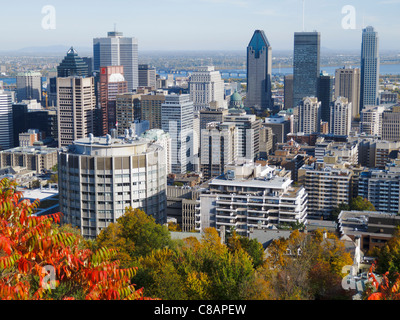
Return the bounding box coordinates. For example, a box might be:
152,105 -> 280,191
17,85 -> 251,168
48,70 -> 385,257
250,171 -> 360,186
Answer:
0,178 -> 150,300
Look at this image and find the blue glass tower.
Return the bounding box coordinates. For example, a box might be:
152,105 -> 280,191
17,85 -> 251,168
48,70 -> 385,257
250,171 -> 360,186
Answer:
360,26 -> 380,110
245,30 -> 273,112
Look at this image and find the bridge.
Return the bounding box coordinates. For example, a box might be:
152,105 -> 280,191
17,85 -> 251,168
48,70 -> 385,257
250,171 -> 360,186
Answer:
157,69 -> 247,78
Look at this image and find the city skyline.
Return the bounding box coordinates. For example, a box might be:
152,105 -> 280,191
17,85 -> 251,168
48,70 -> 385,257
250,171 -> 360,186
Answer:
0,0 -> 399,53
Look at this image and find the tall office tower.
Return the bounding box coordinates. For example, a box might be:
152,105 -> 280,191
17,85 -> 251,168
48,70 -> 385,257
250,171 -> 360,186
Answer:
16,71 -> 42,102
335,67 -> 361,119
200,122 -> 238,180
360,105 -> 384,136
138,64 -> 156,89
57,47 -> 89,77
245,30 -> 273,112
13,103 -> 57,147
297,97 -> 321,134
82,57 -> 93,76
284,74 -> 294,109
360,26 -> 380,110
189,66 -> 226,111
0,90 -> 13,150
140,92 -> 166,129
98,66 -> 128,135
223,110 -> 261,160
58,134 -> 167,239
382,106 -> 400,141
115,92 -> 141,135
93,31 -> 139,92
57,77 -> 96,148
293,32 -> 321,107
317,71 -> 334,123
161,94 -> 194,174
329,97 -> 352,136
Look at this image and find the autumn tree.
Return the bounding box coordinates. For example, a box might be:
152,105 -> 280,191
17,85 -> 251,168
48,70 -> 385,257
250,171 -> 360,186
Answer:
95,207 -> 172,262
0,178 -> 147,300
261,229 -> 353,300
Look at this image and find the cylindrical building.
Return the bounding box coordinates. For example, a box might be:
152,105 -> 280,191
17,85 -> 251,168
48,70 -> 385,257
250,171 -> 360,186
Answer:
58,133 -> 167,239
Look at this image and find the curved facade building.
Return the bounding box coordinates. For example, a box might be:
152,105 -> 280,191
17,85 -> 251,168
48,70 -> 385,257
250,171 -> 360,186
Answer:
58,133 -> 167,239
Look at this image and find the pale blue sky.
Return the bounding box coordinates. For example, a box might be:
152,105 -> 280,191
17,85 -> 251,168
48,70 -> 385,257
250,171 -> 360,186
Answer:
1,0 -> 399,51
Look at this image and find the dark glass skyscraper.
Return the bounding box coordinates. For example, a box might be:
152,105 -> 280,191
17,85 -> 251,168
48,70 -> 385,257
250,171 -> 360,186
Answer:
293,32 -> 321,107
245,30 -> 272,112
57,47 -> 89,77
317,71 -> 334,123
360,26 -> 380,110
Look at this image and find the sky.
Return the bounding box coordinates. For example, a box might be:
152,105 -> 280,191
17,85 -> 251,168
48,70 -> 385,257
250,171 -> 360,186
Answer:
1,0 -> 399,52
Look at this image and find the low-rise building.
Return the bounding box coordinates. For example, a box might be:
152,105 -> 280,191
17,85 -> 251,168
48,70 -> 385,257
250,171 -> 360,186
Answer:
195,162 -> 308,236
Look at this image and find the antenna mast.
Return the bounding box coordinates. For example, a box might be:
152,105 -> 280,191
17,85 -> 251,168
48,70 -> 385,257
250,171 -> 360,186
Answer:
302,0 -> 305,31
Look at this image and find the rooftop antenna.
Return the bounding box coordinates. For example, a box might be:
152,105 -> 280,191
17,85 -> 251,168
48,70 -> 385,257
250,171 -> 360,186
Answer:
302,0 -> 305,32
114,23 -> 117,32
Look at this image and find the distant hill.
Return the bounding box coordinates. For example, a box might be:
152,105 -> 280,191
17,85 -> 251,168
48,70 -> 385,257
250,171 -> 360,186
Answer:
0,45 -> 92,56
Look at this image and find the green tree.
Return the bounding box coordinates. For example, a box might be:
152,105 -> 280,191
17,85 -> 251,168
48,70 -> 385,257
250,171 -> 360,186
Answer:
95,207 -> 172,261
350,196 -> 375,211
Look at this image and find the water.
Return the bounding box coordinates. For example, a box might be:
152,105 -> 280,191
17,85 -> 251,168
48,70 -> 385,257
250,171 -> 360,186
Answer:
157,63 -> 400,79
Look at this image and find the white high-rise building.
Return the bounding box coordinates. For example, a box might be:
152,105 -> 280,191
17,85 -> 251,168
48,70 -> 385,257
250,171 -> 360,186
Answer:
58,134 -> 167,239
360,105 -> 384,137
93,31 -> 139,92
189,66 -> 226,111
161,94 -> 194,174
329,97 -> 352,136
297,97 -> 321,134
196,163 -> 308,236
360,26 -> 380,109
200,122 -> 238,179
334,67 -> 361,119
0,90 -> 13,150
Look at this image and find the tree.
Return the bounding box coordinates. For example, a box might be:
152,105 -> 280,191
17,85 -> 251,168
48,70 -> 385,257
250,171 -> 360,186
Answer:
0,178 -> 148,300
96,207 -> 171,260
227,231 -> 265,268
350,196 -> 375,212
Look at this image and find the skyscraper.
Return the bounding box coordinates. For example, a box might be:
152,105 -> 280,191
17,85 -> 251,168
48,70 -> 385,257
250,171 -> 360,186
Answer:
245,30 -> 273,112
317,71 -> 334,123
334,67 -> 361,120
293,32 -> 321,107
189,66 -> 226,111
284,74 -> 294,110
329,97 -> 352,136
57,47 -> 89,77
0,90 -> 13,150
57,77 -> 96,147
161,94 -> 194,174
200,122 -> 238,180
360,26 -> 380,110
16,71 -> 42,103
138,64 -> 156,89
93,31 -> 139,92
297,97 -> 321,134
98,66 -> 128,135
